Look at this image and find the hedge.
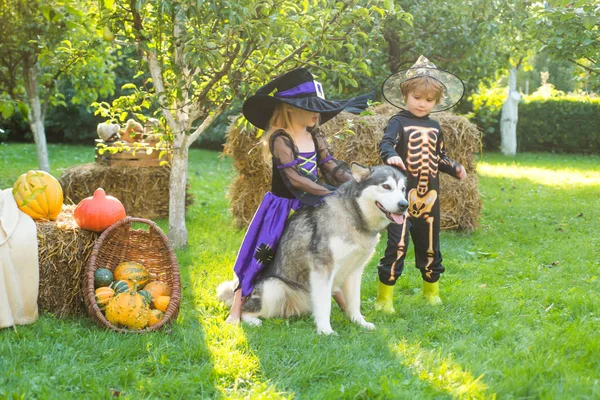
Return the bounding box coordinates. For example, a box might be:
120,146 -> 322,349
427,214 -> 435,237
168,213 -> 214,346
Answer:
470,93 -> 600,154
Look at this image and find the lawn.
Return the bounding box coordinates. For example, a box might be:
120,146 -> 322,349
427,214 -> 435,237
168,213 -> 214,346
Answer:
1,143 -> 599,399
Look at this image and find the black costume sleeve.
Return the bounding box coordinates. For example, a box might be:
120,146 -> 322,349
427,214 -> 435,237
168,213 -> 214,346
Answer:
379,116 -> 402,163
270,131 -> 336,206
313,132 -> 354,186
437,128 -> 462,178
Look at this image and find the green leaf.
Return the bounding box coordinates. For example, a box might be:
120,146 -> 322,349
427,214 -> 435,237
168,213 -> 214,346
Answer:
119,112 -> 128,122
121,83 -> 137,91
0,102 -> 13,119
582,16 -> 596,30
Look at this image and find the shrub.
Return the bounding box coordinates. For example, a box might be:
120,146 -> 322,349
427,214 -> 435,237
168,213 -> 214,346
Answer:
469,89 -> 600,154
518,96 -> 600,154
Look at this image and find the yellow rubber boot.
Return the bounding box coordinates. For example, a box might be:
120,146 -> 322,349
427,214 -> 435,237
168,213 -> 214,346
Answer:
423,281 -> 442,305
375,282 -> 395,313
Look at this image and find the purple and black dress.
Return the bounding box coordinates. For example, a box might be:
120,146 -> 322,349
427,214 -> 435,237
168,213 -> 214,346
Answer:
233,129 -> 353,297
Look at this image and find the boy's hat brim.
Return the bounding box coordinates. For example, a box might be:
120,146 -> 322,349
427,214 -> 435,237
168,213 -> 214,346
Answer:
381,56 -> 465,112
242,68 -> 364,130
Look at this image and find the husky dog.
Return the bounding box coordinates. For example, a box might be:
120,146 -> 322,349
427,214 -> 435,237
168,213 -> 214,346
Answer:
218,163 -> 408,335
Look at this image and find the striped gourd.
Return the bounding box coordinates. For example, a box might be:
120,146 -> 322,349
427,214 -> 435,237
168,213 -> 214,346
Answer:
114,261 -> 150,288
95,287 -> 115,311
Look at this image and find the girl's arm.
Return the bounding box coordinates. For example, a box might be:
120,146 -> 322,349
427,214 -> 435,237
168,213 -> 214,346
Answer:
313,132 -> 354,186
271,133 -> 336,206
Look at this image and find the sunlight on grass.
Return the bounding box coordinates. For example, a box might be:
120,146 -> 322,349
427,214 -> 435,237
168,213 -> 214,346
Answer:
189,267 -> 287,399
391,340 -> 496,400
478,164 -> 600,187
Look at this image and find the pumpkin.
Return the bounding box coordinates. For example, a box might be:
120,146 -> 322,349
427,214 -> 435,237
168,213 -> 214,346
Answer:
95,287 -> 115,311
109,280 -> 132,294
138,290 -> 153,307
105,284 -> 150,330
144,281 -> 171,299
73,188 -> 126,232
153,296 -> 170,313
114,262 -> 149,288
94,268 -> 114,288
148,309 -> 164,327
12,170 -> 64,220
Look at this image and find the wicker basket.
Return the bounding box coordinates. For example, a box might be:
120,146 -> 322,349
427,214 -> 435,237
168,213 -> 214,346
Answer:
83,217 -> 181,333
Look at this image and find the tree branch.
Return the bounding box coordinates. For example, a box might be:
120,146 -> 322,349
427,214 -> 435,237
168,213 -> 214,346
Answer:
568,58 -> 599,74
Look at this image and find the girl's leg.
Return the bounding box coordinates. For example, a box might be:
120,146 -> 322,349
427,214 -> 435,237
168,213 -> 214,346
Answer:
226,289 -> 243,324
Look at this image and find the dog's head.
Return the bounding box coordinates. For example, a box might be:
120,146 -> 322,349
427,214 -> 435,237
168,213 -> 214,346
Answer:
351,163 -> 408,227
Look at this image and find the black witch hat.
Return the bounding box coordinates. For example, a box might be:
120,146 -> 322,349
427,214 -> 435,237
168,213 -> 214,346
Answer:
242,68 -> 362,130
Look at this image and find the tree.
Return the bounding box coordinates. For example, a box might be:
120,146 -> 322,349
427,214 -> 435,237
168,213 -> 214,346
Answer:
96,0 -> 399,248
526,1 -> 600,89
383,0 -> 522,101
0,0 -> 115,171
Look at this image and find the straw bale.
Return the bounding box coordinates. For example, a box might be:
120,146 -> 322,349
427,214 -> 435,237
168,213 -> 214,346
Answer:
225,104 -> 482,231
36,205 -> 99,317
59,164 -> 194,220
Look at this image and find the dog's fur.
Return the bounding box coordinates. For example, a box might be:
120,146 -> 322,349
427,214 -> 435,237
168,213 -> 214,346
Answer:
218,163 -> 408,334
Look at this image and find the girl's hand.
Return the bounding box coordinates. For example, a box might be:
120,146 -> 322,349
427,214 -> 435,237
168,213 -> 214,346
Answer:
457,165 -> 467,180
387,156 -> 406,170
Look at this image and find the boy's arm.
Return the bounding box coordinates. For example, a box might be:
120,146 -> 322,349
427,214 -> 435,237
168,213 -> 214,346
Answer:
437,129 -> 465,179
379,117 -> 402,163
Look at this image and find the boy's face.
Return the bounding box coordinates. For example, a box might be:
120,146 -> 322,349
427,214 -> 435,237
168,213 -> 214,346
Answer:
405,90 -> 437,117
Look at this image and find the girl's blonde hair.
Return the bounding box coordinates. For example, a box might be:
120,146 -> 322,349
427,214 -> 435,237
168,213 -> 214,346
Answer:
400,76 -> 445,104
260,103 -> 319,161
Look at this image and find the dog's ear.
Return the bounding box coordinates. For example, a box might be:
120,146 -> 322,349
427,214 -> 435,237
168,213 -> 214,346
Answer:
351,162 -> 371,182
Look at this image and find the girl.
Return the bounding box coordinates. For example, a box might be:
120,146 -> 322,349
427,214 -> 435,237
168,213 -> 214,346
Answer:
227,68 -> 363,324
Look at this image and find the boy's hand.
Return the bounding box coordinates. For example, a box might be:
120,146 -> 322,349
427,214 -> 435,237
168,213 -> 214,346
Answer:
456,165 -> 467,180
387,156 -> 406,170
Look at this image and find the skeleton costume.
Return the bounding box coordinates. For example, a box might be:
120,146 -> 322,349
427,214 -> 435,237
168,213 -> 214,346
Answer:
234,68 -> 363,297
378,56 -> 465,286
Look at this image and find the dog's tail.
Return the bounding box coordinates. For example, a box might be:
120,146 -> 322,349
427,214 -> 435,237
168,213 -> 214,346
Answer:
216,280 -> 236,307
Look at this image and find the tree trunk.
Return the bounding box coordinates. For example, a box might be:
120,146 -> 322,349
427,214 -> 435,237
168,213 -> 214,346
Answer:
500,67 -> 521,156
167,144 -> 189,248
23,55 -> 50,172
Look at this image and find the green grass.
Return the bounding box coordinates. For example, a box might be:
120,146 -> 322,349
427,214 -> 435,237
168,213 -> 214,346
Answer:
1,143 -> 599,399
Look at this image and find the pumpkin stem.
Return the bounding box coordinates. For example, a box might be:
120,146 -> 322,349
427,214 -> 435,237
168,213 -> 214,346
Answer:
131,281 -> 139,295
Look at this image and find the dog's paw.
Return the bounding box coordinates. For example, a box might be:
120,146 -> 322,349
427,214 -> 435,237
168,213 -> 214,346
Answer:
352,316 -> 376,330
361,321 -> 376,330
241,314 -> 262,326
317,327 -> 337,336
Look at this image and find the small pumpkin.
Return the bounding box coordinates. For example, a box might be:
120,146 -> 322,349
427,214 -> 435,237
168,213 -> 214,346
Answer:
94,268 -> 114,288
114,261 -> 149,288
109,280 -> 132,294
148,309 -> 164,327
12,170 -> 64,220
105,283 -> 150,330
153,295 -> 170,313
73,188 -> 126,232
95,287 -> 115,311
138,290 -> 153,307
144,281 -> 171,300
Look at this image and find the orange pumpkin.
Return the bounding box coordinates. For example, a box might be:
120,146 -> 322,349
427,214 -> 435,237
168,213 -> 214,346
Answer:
144,281 -> 171,299
153,296 -> 170,313
12,170 -> 64,220
74,188 -> 126,232
148,309 -> 164,327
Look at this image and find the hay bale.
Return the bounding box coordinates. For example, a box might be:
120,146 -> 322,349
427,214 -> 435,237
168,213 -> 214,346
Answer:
59,164 -> 194,220
36,205 -> 99,317
225,104 -> 482,231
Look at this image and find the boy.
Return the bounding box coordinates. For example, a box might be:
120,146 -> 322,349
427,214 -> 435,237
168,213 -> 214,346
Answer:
376,56 -> 466,312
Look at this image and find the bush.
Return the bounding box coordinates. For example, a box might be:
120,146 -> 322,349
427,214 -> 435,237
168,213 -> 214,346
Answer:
469,89 -> 600,154
518,96 -> 600,154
